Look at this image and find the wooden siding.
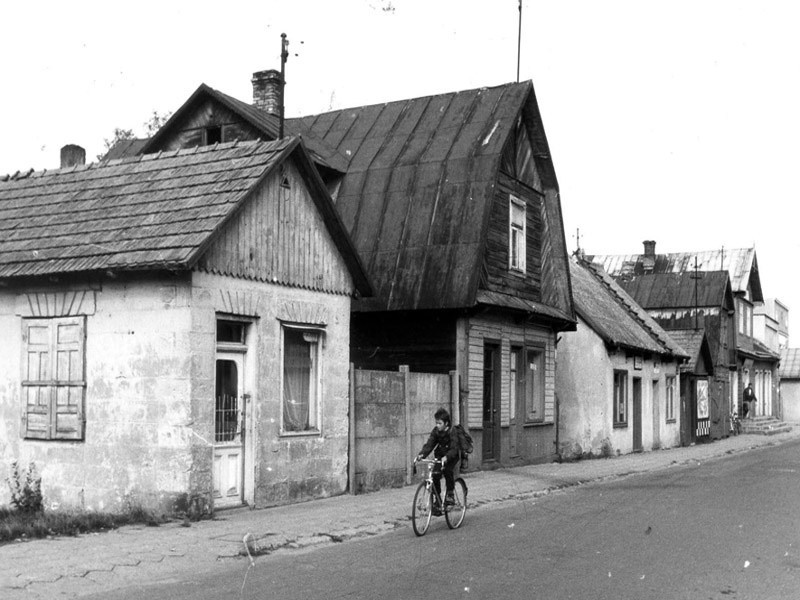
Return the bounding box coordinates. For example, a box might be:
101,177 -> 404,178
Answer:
464,313 -> 555,429
480,173 -> 544,301
156,99 -> 263,152
197,161 -> 355,295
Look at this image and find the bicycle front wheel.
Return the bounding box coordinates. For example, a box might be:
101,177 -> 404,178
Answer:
445,478 -> 468,529
412,482 -> 433,536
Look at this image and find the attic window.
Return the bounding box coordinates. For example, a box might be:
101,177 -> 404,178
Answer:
509,195 -> 526,273
280,165 -> 291,190
205,126 -> 222,145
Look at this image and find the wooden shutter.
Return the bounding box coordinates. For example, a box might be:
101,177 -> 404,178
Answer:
21,317 -> 85,440
21,320 -> 52,439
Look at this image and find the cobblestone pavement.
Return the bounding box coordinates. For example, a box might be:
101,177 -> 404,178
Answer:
3,427 -> 798,599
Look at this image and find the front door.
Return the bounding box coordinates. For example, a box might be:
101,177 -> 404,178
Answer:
482,343 -> 501,462
213,352 -> 245,507
632,377 -> 643,452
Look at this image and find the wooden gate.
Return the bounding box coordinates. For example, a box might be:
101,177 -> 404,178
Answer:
349,366 -> 458,494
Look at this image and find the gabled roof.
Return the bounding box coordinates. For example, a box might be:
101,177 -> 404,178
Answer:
590,247 -> 763,302
0,138 -> 371,294
289,81 -> 569,315
667,329 -> 714,374
615,271 -> 734,311
569,258 -> 688,359
139,84 -> 349,173
780,348 -> 800,379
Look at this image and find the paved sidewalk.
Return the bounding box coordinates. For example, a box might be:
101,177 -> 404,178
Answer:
3,427 -> 799,599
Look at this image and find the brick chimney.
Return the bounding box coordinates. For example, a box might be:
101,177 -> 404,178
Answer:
60,144 -> 85,168
252,69 -> 283,116
642,240 -> 656,273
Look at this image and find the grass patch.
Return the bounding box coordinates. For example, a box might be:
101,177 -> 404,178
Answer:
0,505 -> 166,544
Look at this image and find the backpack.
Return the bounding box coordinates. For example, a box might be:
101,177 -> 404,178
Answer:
454,424 -> 473,470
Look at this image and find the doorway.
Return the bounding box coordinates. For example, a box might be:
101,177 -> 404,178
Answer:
482,343 -> 501,462
213,352 -> 246,507
632,377 -> 642,452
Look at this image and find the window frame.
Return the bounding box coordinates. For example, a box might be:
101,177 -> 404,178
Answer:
665,375 -> 676,422
508,195 -> 527,273
524,347 -> 546,423
613,369 -> 628,427
280,323 -> 324,436
21,316 -> 86,441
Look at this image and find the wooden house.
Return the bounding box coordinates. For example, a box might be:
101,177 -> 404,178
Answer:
590,242 -> 780,425
128,73 -> 577,468
0,137 -> 372,514
557,258 -> 688,459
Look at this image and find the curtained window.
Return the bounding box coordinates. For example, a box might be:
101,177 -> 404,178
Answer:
282,327 -> 321,433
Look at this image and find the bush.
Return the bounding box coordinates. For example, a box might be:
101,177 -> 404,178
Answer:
6,461 -> 43,514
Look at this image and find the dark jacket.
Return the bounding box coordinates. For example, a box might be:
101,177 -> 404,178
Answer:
419,426 -> 460,464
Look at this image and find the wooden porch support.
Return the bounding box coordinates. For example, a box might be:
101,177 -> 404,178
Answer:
401,365 -> 412,485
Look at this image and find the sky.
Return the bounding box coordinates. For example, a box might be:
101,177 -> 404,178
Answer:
2,0 -> 799,331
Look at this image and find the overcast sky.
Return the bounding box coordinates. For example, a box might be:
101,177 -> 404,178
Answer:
3,1 -> 799,333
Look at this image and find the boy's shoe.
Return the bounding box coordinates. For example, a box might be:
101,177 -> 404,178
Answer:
445,492 -> 455,506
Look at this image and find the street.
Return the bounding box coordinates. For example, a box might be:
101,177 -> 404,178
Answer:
85,438 -> 800,600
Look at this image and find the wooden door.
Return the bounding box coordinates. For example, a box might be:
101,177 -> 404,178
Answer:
632,377 -> 642,452
651,379 -> 660,450
213,353 -> 245,507
482,343 -> 501,461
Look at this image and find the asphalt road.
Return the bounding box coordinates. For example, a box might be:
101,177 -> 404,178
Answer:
88,438 -> 800,600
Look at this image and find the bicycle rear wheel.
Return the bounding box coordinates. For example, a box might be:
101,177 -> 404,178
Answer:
412,482 -> 433,536
445,478 -> 468,529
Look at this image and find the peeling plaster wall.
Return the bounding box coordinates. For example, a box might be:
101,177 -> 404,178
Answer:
0,270 -> 354,514
557,316 -> 682,459
0,274 -> 196,514
191,272 -> 353,509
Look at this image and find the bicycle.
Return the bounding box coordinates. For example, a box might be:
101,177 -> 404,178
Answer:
411,457 -> 468,536
729,412 -> 741,436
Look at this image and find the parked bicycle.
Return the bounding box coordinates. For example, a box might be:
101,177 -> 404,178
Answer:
411,457 -> 467,536
730,412 -> 741,436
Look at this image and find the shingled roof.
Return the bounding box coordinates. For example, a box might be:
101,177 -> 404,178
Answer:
570,258 -> 688,359
780,348 -> 800,379
667,329 -> 714,373
589,247 -> 762,302
0,137 -> 371,294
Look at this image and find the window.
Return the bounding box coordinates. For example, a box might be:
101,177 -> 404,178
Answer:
665,375 -> 676,422
205,125 -> 222,145
282,326 -> 322,433
613,370 -> 628,427
525,348 -> 545,422
509,196 -> 526,272
217,319 -> 246,344
738,300 -> 753,337
21,317 -> 86,440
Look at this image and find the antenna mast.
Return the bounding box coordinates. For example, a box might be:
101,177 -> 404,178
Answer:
517,1 -> 522,82
279,33 -> 289,139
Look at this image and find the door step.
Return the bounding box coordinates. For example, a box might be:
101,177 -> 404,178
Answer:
740,416 -> 793,436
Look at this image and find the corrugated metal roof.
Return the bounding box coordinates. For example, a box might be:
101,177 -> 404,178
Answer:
292,82 -> 536,311
589,247 -> 762,301
780,348 -> 800,379
570,259 -> 688,358
615,271 -> 733,310
0,139 -> 293,279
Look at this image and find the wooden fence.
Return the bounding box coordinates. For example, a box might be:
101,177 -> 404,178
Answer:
348,365 -> 458,494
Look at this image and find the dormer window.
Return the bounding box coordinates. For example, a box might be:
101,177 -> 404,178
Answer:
509,195 -> 526,272
205,126 -> 222,145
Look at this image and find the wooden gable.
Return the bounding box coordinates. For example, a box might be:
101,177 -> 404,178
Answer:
196,158 -> 356,296
153,97 -> 263,152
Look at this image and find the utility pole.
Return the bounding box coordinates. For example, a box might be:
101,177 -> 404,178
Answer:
279,33 -> 289,139
691,256 -> 703,330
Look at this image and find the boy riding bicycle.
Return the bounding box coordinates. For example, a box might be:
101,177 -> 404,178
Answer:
416,408 -> 460,512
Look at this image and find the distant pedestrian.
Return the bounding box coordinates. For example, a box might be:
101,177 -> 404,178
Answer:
743,383 -> 757,418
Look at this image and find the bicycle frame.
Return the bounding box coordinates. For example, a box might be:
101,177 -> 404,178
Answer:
411,457 -> 467,536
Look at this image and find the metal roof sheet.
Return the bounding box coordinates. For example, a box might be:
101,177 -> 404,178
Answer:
295,82 -> 533,311
589,247 -> 762,301
615,271 -> 733,310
